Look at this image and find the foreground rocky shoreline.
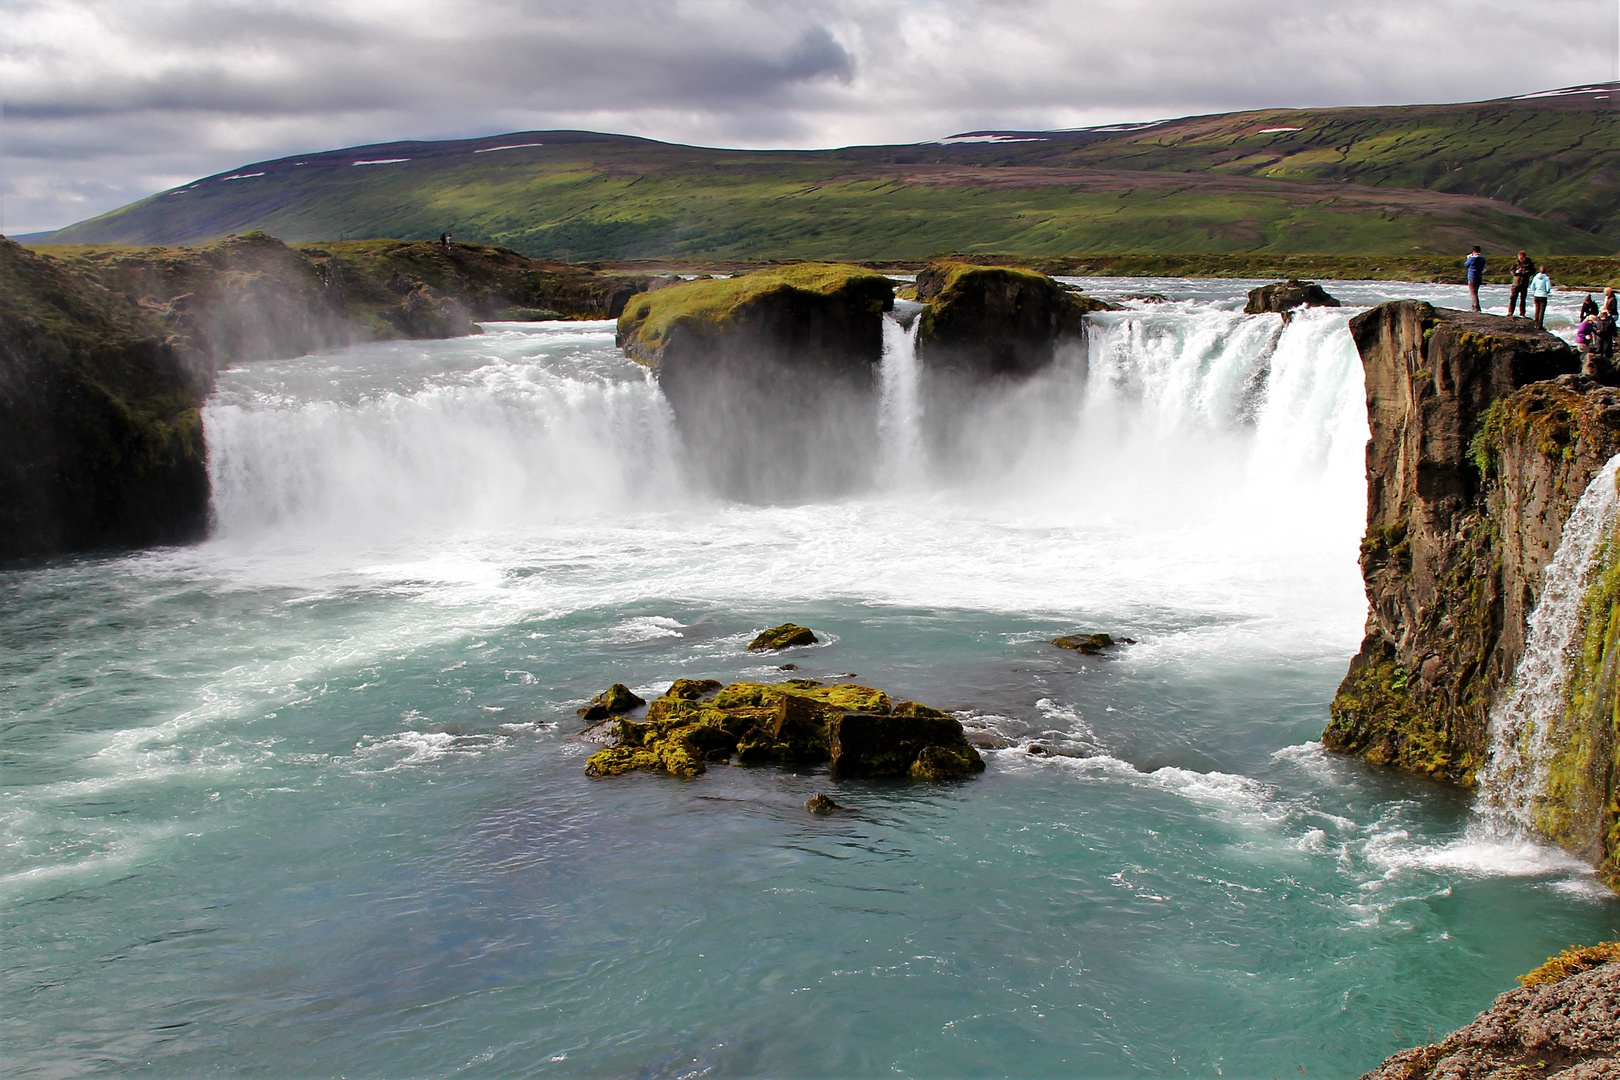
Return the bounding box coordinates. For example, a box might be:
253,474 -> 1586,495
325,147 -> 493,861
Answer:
1363,946 -> 1620,1079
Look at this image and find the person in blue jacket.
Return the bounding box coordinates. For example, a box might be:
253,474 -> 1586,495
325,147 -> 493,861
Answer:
1464,246 -> 1487,311
1529,266 -> 1553,328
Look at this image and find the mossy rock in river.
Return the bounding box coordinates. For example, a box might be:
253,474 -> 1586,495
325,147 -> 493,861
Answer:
583,679 -> 984,782
577,683 -> 646,721
1053,633 -> 1134,654
747,623 -> 818,651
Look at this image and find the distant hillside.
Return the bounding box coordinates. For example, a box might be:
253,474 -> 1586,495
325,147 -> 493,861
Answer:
32,84 -> 1619,260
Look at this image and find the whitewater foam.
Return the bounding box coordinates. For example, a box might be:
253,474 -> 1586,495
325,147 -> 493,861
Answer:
1480,454 -> 1620,831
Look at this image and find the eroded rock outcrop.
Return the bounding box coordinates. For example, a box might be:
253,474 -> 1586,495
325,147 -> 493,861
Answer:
1361,947 -> 1620,1079
1325,301 -> 1590,783
913,262 -> 1104,380
583,678 -> 984,781
615,264 -> 895,501
1244,278 -> 1341,315
1,238 -> 211,558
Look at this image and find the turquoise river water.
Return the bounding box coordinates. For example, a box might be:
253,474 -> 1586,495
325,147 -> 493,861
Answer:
3,279 -> 1613,1078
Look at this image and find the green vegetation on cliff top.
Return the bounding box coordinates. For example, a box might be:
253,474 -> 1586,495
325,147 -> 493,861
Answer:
615,262 -> 890,358
28,86 -> 1619,261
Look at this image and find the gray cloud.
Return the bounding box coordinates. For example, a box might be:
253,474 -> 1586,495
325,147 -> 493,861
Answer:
2,0 -> 1615,233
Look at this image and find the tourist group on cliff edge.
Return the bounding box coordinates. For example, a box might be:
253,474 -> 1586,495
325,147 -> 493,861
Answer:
1465,247 -> 1617,369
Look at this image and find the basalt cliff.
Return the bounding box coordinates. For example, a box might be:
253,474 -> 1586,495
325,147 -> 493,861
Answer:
1325,299 -> 1620,883
1,233 -> 648,560
616,260 -> 1109,499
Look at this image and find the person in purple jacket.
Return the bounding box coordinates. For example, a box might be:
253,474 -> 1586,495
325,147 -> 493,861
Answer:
1464,247 -> 1487,311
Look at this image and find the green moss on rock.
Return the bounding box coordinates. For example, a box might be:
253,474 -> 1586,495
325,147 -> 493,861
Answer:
614,263 -> 893,368
577,683 -> 646,721
1537,501 -> 1620,880
583,678 -> 982,782
747,623 -> 819,651
1325,646 -> 1480,781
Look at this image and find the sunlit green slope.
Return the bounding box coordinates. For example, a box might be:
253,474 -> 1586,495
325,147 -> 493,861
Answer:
37,85 -> 1618,259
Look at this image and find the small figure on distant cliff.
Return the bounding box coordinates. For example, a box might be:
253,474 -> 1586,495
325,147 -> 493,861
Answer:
439,232 -> 452,250
1529,266 -> 1552,328
1508,251 -> 1535,317
1464,246 -> 1486,311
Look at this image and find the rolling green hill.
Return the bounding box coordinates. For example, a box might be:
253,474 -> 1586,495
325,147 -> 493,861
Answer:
32,84 -> 1619,260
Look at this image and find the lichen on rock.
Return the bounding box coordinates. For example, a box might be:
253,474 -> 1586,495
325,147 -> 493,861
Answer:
582,678 -> 984,782
747,623 -> 819,651
1359,947 -> 1620,1079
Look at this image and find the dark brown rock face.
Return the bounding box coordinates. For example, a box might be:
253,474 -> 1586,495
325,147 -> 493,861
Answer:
0,238 -> 211,559
1244,278 -> 1341,315
616,266 -> 895,501
914,263 -> 1092,380
1360,960 -> 1620,1080
1325,300 -> 1594,783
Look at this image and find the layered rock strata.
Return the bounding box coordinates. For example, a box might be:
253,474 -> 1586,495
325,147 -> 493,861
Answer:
1326,301 -> 1590,782
615,264 -> 895,501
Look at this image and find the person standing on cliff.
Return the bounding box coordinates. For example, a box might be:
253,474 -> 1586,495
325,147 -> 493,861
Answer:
1464,247 -> 1487,311
1509,251 -> 1535,317
1604,288 -> 1618,319
1577,312 -> 1600,376
1530,266 -> 1553,328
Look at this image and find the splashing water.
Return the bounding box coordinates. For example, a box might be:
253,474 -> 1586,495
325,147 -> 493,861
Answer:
9,285 -> 1617,1080
876,312 -> 925,488
1480,454 -> 1620,832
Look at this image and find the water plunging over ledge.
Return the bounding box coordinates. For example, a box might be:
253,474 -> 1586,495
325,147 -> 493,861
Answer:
6,283 -> 1615,1079
1479,454 -> 1620,833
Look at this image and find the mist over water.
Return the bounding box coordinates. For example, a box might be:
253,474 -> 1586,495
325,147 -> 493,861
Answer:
4,281 -> 1614,1078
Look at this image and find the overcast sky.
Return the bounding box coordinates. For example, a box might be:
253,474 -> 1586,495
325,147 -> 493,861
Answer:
3,0 -> 1616,234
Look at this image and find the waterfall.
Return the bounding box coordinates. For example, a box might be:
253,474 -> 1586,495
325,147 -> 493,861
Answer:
199,306 -> 1368,564
1479,453 -> 1620,832
876,312 -> 924,488
204,327 -> 687,542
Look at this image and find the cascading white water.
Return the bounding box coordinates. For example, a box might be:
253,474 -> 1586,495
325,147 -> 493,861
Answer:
204,303 -> 1370,633
205,326 -> 688,542
876,313 -> 924,487
1479,453 -> 1620,832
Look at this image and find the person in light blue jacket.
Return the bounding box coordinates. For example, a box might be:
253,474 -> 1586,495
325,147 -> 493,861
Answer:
1529,266 -> 1553,328
1464,246 -> 1487,311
